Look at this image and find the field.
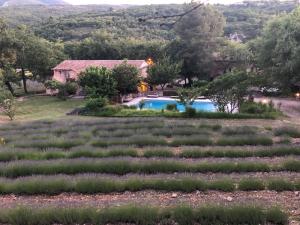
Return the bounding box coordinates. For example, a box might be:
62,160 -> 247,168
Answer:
0,115 -> 299,224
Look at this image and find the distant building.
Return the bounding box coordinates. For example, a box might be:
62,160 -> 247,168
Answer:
52,60 -> 149,83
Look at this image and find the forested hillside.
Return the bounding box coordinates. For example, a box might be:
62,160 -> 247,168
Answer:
0,1 -> 297,42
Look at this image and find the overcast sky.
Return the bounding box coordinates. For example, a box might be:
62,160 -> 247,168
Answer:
64,0 -> 241,5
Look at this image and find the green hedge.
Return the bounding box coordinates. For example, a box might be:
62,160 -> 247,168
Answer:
85,108 -> 279,119
0,205 -> 288,225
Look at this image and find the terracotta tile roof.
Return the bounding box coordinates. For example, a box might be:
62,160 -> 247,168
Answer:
53,60 -> 148,72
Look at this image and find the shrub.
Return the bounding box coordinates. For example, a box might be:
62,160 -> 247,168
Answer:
283,160 -> 300,172
44,80 -> 61,90
85,97 -> 108,111
170,136 -> 213,147
183,107 -> 197,117
208,180 -> 235,192
65,81 -> 78,95
239,179 -> 265,191
222,126 -> 257,135
240,101 -> 277,114
0,205 -> 288,225
144,149 -> 174,158
267,180 -> 294,192
216,136 -> 273,146
166,104 -> 178,111
266,208 -> 289,225
274,126 -> 300,138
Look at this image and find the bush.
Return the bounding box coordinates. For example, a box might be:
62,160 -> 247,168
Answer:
166,104 -> 178,111
274,126 -> 300,138
216,136 -> 273,146
144,149 -> 174,158
0,205 -> 288,225
170,136 -> 213,147
183,107 -> 197,117
240,101 -> 277,114
65,81 -> 78,95
267,180 -> 294,192
44,80 -> 61,90
85,97 -> 108,111
222,126 -> 257,135
239,179 -> 265,191
283,160 -> 300,172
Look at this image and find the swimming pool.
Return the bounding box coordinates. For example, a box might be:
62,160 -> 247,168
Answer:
138,99 -> 216,112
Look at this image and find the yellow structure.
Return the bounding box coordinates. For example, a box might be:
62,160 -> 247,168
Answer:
138,81 -> 148,93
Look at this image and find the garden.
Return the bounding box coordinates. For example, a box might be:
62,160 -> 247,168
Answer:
0,117 -> 298,224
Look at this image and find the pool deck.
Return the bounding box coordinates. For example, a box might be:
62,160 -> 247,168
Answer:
124,97 -> 213,106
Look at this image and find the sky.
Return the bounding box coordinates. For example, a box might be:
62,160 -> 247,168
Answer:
64,0 -> 241,5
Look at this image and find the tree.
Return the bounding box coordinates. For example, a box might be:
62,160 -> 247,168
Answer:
0,66 -> 20,95
255,8 -> 300,92
219,40 -> 253,72
15,26 -> 66,93
78,66 -> 116,99
112,61 -> 140,102
177,87 -> 201,108
147,56 -> 181,90
173,4 -> 225,85
206,71 -> 253,113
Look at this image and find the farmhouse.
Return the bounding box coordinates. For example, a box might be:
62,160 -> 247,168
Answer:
52,60 -> 149,83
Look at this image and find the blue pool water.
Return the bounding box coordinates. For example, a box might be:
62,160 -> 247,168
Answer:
139,99 -> 216,112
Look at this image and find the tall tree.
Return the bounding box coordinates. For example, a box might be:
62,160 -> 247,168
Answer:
173,4 -> 225,85
0,20 -> 19,95
15,26 -> 66,93
255,8 -> 300,92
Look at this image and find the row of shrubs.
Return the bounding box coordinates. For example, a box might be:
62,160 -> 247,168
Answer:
29,148 -> 296,160
0,147 -> 299,162
0,160 -> 299,178
0,177 -> 298,195
86,106 -> 279,119
0,205 -> 288,225
91,135 -> 273,147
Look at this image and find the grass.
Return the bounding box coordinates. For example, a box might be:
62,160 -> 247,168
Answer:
0,205 -> 288,225
0,96 -> 86,121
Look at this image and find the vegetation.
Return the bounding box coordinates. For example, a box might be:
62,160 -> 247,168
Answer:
147,56 -> 181,90
78,67 -> 116,99
112,61 -> 140,102
0,205 -> 288,225
0,177 -> 297,195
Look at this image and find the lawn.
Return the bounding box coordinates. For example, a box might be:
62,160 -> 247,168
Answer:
0,96 -> 86,122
